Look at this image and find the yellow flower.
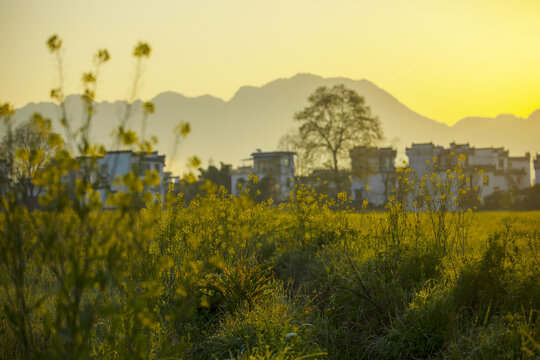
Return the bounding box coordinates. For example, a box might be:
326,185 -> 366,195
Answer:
362,199 -> 369,209
365,185 -> 371,191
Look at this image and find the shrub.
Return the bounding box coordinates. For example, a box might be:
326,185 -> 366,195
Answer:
202,285 -> 325,359
372,285 -> 455,359
447,313 -> 539,359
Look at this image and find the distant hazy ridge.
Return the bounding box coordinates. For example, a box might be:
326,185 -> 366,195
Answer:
10,74 -> 540,171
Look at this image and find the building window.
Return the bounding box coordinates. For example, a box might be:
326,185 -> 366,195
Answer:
154,163 -> 160,172
498,159 -> 504,169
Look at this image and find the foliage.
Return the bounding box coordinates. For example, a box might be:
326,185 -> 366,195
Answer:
199,162 -> 232,192
397,153 -> 484,256
287,84 -> 383,193
0,114 -> 63,207
1,35 -> 539,360
481,185 -> 540,211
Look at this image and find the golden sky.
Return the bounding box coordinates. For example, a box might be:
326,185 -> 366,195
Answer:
1,0 -> 539,125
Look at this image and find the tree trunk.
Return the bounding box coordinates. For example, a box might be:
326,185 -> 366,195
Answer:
332,150 -> 341,196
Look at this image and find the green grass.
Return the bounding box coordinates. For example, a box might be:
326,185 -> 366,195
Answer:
1,186 -> 538,360
4,33 -> 538,359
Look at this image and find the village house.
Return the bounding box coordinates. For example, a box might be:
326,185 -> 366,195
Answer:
350,146 -> 397,206
348,143 -> 533,208
231,150 -> 296,202
405,143 -> 445,176
76,150 -> 171,205
406,142 -> 532,199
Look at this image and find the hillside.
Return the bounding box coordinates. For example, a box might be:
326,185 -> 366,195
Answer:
9,74 -> 540,173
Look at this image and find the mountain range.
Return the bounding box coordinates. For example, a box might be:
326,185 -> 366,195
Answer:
8,73 -> 540,173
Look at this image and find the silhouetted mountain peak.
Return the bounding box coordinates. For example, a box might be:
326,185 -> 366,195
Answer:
10,74 -> 540,170
152,91 -> 187,102
527,109 -> 540,121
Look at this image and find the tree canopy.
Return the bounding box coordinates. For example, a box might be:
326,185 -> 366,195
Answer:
291,84 -> 383,190
0,113 -> 63,205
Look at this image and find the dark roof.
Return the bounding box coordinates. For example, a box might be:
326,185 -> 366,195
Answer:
408,142 -> 437,146
350,146 -> 395,151
77,150 -> 165,162
250,151 -> 296,158
350,146 -> 396,156
508,155 -> 530,161
406,142 -> 444,151
474,147 -> 506,152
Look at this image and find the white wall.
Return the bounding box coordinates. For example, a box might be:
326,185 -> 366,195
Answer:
351,172 -> 392,206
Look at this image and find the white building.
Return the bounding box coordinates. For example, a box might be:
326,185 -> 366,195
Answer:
231,150 -> 296,202
405,143 -> 445,177
78,150 -> 168,205
406,142 -> 532,199
350,146 -> 397,206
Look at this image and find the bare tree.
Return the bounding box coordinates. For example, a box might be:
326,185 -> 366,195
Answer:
0,113 -> 62,206
293,84 -> 383,191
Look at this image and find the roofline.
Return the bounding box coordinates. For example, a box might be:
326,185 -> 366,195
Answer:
474,147 -> 507,152
102,150 -> 133,154
406,143 -> 444,150
350,146 -> 396,151
250,151 -> 297,158
449,142 -> 471,147
508,156 -> 530,161
77,150 -> 165,162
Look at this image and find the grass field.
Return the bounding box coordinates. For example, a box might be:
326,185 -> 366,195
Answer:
1,184 -> 539,359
